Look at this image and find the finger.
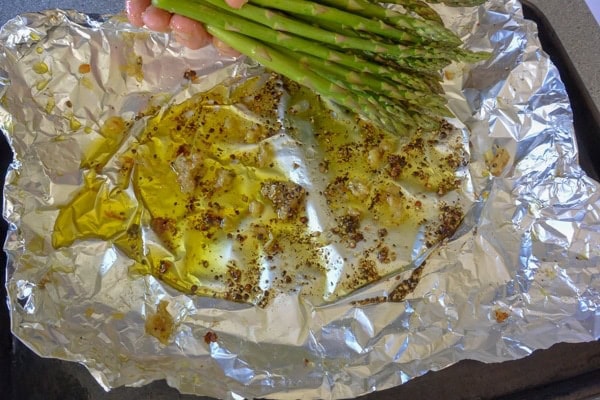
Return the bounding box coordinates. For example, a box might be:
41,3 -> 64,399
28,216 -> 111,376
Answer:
142,6 -> 173,33
170,14 -> 212,50
212,37 -> 242,57
125,0 -> 151,27
226,0 -> 248,9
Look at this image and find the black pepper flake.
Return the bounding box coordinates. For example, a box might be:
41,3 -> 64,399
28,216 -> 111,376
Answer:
388,265 -> 424,302
387,154 -> 407,178
339,214 -> 360,234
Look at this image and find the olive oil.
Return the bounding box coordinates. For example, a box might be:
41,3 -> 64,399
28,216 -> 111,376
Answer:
53,73 -> 466,306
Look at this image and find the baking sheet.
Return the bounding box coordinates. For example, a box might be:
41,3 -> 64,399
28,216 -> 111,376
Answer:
1,1 -> 600,399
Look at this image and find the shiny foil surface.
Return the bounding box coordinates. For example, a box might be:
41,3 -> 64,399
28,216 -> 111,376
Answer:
1,1 -> 599,399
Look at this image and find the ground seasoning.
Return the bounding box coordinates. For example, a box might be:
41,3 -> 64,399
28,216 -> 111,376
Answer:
52,72 -> 468,308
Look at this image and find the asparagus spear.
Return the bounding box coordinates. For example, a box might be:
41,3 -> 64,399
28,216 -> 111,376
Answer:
274,43 -> 446,107
151,0 -> 491,134
367,51 -> 451,73
388,0 -> 444,24
247,0 -> 461,46
317,0 -> 443,31
426,0 -> 487,6
205,26 -> 412,131
197,0 -> 456,58
381,0 -> 485,5
318,0 -> 400,17
154,0 -> 437,92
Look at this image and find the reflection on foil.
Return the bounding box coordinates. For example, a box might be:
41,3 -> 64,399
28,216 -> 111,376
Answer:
1,2 -> 599,399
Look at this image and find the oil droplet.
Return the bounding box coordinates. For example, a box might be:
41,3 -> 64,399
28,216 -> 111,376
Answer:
112,312 -> 125,320
69,116 -> 82,131
35,79 -> 50,91
100,116 -> 126,139
35,46 -> 44,54
84,126 -> 93,134
80,76 -> 94,90
29,32 -> 41,41
45,97 -> 55,114
33,61 -> 49,75
122,54 -> 144,83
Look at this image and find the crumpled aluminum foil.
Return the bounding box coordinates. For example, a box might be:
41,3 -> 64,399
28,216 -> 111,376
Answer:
1,1 -> 599,399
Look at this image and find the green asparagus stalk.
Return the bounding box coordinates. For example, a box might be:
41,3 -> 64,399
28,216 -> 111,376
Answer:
205,26 -> 411,131
274,43 -> 446,108
316,0 -> 444,34
318,0 -> 402,17
152,0 -> 491,134
155,0 -> 439,92
368,51 -> 451,73
203,0 -> 481,64
381,0 -> 485,5
425,0 -> 487,6
197,0 -> 456,59
248,0 -> 461,46
388,0 -> 444,24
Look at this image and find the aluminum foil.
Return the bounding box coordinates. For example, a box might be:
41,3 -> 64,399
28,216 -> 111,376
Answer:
1,1 -> 599,399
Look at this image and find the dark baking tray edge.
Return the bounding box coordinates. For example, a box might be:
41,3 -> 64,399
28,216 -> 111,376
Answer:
522,0 -> 600,182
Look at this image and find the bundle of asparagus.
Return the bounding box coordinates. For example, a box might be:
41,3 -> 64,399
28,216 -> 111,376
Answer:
152,0 -> 488,134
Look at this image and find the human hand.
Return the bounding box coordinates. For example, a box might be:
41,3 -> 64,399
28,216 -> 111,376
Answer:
125,0 -> 247,52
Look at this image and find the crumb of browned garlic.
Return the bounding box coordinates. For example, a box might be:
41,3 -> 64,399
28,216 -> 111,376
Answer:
173,152 -> 203,194
261,180 -> 307,220
145,300 -> 174,345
